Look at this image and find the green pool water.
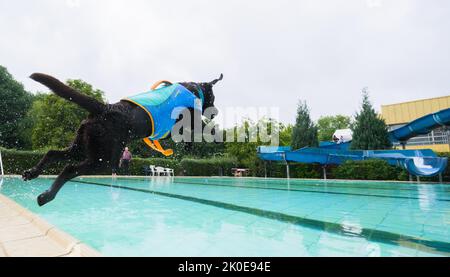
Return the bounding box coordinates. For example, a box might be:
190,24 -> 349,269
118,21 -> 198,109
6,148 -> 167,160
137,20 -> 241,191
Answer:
0,176 -> 449,256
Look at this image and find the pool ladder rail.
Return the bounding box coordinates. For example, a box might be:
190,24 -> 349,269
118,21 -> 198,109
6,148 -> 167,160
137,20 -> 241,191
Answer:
0,150 -> 4,177
0,150 -> 4,188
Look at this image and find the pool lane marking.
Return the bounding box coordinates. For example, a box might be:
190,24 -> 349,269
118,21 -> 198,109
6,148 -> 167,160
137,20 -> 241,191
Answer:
70,179 -> 450,256
111,177 -> 450,202
174,181 -> 450,202
176,178 -> 450,193
120,177 -> 450,197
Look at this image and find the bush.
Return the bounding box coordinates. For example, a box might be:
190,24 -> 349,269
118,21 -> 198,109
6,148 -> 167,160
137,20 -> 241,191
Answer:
332,159 -> 405,181
0,148 -> 235,177
179,156 -> 237,176
0,147 -> 181,176
1,148 -> 65,175
261,161 -> 322,179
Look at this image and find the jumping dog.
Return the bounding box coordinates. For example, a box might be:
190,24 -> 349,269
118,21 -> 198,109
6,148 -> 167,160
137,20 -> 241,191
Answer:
22,73 -> 223,206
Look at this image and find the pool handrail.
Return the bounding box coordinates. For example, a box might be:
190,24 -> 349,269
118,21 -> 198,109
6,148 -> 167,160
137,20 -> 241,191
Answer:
0,150 -> 4,177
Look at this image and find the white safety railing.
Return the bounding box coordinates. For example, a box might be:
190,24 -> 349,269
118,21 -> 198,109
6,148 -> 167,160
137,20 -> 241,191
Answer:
0,150 -> 4,188
0,150 -> 4,177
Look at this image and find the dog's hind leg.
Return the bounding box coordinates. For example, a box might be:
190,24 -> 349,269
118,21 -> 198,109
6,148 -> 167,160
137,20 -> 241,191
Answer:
22,147 -> 81,181
37,159 -> 103,206
22,125 -> 86,181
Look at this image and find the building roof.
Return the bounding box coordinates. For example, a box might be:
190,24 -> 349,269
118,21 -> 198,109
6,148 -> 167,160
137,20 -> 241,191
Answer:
381,95 -> 450,125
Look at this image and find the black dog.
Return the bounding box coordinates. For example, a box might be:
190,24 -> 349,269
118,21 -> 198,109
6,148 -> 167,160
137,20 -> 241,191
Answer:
22,73 -> 223,206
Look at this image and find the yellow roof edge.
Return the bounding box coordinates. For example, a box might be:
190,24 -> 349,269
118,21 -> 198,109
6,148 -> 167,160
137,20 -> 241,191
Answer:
381,95 -> 450,108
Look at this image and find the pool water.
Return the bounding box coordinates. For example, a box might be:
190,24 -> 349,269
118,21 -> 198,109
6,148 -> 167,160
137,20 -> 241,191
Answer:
0,176 -> 449,257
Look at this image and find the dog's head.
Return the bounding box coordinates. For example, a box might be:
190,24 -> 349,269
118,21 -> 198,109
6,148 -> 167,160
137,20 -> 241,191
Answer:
180,74 -> 223,119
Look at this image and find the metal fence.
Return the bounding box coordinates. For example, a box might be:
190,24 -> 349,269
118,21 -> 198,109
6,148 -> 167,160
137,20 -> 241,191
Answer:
390,126 -> 450,146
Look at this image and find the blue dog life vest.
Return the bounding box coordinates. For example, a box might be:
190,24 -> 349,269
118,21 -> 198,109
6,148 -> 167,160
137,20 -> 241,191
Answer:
123,83 -> 202,141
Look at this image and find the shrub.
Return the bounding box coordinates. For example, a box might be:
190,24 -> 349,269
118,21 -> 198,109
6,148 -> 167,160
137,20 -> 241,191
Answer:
0,148 -> 235,177
332,159 -> 405,181
179,156 -> 237,176
0,148 -> 181,176
1,148 -> 65,175
256,160 -> 322,179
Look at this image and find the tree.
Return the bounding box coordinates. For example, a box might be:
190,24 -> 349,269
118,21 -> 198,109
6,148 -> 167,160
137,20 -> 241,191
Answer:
225,117 -> 281,167
291,101 -> 318,149
317,115 -> 351,142
225,119 -> 261,166
30,79 -> 105,150
351,88 -> 391,150
0,66 -> 34,149
279,124 -> 293,146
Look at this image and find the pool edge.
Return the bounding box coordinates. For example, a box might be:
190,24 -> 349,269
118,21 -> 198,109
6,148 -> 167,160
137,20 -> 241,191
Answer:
0,193 -> 101,257
3,175 -> 449,185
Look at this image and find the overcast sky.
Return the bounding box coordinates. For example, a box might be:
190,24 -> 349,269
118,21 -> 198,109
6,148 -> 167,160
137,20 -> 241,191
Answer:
1,0 -> 449,127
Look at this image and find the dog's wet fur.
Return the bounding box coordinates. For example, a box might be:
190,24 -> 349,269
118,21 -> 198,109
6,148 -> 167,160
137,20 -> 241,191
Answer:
23,73 -> 223,206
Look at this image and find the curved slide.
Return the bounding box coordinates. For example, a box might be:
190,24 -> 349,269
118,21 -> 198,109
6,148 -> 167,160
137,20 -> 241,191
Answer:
404,157 -> 448,177
389,107 -> 450,143
257,147 -> 447,177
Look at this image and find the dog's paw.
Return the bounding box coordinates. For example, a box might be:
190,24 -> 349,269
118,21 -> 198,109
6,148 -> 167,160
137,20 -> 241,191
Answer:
37,191 -> 54,207
22,169 -> 39,181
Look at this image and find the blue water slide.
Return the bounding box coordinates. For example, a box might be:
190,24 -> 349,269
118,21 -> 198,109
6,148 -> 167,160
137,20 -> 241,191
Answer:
257,147 -> 447,177
389,107 -> 450,142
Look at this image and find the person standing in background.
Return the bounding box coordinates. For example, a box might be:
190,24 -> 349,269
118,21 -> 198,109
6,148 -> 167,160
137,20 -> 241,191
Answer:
120,147 -> 132,175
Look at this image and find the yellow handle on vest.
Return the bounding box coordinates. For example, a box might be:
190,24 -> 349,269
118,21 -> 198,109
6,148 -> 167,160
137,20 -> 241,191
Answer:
143,138 -> 174,157
151,80 -> 173,90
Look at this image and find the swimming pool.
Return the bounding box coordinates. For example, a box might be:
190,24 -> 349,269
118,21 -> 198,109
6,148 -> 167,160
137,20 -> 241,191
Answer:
0,176 -> 449,257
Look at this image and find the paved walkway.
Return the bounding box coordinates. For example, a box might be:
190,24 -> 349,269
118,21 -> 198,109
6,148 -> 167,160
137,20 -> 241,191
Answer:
0,194 -> 101,257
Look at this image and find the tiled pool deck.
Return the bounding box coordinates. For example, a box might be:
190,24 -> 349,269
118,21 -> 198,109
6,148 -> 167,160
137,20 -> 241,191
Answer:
0,193 -> 100,257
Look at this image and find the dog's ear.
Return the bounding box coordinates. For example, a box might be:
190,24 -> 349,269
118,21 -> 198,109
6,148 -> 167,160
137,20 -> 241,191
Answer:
209,74 -> 223,86
198,74 -> 222,112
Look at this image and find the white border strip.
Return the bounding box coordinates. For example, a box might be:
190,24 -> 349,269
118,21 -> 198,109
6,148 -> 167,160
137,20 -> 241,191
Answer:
0,194 -> 101,257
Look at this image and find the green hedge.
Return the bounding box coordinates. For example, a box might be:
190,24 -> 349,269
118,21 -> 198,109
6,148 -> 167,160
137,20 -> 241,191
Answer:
331,159 -> 407,181
0,148 -> 236,177
262,160 -> 401,180
1,148 -> 65,175
260,161 -> 322,179
0,148 -> 182,176
179,157 -> 237,176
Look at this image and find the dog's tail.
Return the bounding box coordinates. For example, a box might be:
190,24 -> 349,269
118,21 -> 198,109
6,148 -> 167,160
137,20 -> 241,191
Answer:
209,74 -> 224,86
30,73 -> 107,114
